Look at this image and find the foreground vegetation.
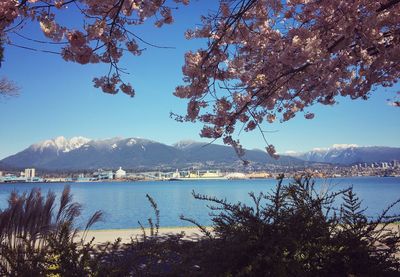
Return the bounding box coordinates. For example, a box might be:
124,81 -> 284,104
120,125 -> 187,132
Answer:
1,176 -> 400,276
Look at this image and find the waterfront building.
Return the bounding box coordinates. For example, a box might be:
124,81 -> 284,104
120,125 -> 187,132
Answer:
247,172 -> 270,179
2,174 -> 26,182
74,174 -> 93,182
201,170 -> 222,178
225,172 -> 248,179
172,169 -> 181,179
115,167 -> 127,179
25,168 -> 36,180
93,169 -> 114,180
188,171 -> 200,178
45,177 -> 69,182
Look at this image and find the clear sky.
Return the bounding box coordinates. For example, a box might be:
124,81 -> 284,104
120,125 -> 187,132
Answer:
0,1 -> 399,159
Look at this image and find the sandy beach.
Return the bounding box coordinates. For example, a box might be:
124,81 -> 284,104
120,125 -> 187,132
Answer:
79,224 -> 400,246
79,226 -> 209,244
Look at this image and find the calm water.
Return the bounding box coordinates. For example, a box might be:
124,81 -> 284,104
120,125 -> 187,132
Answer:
0,177 -> 399,230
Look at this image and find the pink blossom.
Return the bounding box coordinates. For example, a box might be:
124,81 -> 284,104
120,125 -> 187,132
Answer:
67,31 -> 86,49
75,46 -> 93,65
120,83 -> 135,97
304,112 -> 315,119
266,114 -> 276,123
266,145 -> 280,160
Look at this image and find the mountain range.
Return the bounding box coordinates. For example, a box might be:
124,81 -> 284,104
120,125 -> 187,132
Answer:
287,144 -> 400,165
1,138 -> 399,171
0,136 -> 305,171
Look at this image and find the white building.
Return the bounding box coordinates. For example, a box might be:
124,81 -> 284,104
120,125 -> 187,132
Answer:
25,168 -> 35,180
93,169 -> 114,180
172,169 -> 181,179
115,167 -> 126,179
225,172 -> 248,179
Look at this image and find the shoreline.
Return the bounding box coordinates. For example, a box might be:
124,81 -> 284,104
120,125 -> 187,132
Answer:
79,226 -> 210,244
80,223 -> 400,245
1,175 -> 399,185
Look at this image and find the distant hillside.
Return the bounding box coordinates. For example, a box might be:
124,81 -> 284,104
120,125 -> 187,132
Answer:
0,136 -> 306,171
175,141 -> 303,166
288,144 -> 400,165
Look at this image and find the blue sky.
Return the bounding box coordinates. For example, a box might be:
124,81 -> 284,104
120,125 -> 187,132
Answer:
0,1 -> 399,159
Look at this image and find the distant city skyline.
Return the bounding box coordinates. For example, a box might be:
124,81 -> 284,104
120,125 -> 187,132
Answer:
0,1 -> 399,160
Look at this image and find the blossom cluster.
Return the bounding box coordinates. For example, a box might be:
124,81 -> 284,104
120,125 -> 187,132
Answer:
1,0 -> 190,97
174,0 -> 400,158
0,0 -> 18,31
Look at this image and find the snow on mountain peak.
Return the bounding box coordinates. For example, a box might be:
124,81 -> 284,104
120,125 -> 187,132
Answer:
54,136 -> 67,147
311,147 -> 328,152
283,150 -> 300,156
126,138 -> 137,146
309,144 -> 359,152
31,136 -> 91,153
174,140 -> 200,149
331,144 -> 359,149
285,144 -> 362,160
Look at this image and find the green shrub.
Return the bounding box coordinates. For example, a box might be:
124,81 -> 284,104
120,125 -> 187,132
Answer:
176,175 -> 400,276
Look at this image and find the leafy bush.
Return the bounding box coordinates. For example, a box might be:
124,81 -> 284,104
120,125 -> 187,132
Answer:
176,175 -> 400,276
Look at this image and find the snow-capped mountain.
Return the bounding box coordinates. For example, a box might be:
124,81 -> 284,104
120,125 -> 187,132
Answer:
30,136 -> 91,154
3,138 -> 398,170
173,140 -> 202,150
288,144 -> 400,165
0,136 -> 305,170
0,136 -> 92,169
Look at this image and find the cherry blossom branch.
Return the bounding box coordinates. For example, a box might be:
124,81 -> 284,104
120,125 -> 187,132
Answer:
174,0 -> 400,159
1,0 -> 189,97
